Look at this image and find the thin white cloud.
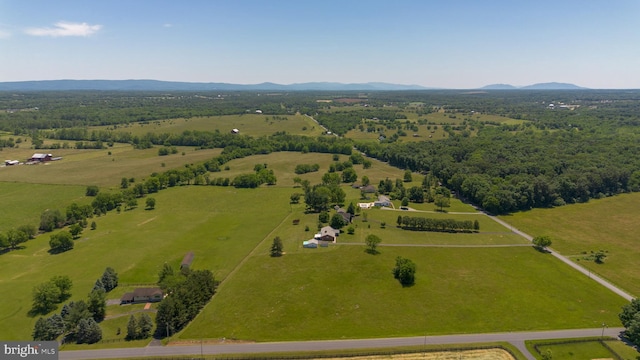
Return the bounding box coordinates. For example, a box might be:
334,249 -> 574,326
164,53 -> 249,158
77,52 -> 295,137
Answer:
0,29 -> 11,39
163,23 -> 173,28
25,21 -> 102,37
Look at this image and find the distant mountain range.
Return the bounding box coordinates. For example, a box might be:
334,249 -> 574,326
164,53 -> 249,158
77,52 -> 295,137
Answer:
480,82 -> 587,90
0,79 -> 587,91
0,80 -> 430,91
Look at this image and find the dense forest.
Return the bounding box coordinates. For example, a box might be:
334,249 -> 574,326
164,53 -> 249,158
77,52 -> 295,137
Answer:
2,90 -> 640,214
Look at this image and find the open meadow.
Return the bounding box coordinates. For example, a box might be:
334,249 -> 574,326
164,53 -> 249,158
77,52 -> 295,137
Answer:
182,245 -> 625,341
0,182 -> 88,232
0,185 -> 291,340
499,193 -> 640,297
104,113 -> 324,138
0,141 -> 222,187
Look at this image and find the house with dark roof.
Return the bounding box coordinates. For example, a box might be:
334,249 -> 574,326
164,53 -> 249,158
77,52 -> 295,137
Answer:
337,208 -> 353,224
120,288 -> 164,304
316,226 -> 340,242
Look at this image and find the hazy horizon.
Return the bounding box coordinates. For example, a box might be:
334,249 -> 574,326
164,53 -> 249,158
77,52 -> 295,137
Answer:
1,0 -> 639,89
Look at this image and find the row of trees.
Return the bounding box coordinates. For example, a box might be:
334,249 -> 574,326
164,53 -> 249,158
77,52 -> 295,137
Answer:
396,216 -> 479,232
155,266 -> 217,337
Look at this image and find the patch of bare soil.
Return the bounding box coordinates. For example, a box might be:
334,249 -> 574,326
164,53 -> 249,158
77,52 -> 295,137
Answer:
315,348 -> 515,360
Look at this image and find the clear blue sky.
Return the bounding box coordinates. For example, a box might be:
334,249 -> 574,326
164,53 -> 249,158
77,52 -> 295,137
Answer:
1,0 -> 639,88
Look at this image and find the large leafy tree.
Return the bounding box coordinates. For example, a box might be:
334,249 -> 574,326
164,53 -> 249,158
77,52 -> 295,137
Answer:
532,235 -> 552,252
330,213 -> 346,229
619,299 -> 640,346
49,231 -> 74,253
6,229 -> 28,249
365,234 -> 381,254
32,282 -> 62,314
393,256 -> 416,286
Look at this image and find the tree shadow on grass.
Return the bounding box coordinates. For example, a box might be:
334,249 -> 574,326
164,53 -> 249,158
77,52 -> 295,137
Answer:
27,306 -> 56,318
532,246 -> 551,254
47,248 -> 73,255
0,246 -> 27,255
364,249 -> 379,255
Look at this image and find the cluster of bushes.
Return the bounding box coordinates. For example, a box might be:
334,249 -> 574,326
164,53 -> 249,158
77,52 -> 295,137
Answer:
294,163 -> 320,174
232,164 -> 277,188
158,145 -> 178,156
396,216 -> 479,232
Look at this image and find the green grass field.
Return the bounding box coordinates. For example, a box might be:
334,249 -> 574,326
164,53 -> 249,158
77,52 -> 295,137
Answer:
0,186 -> 292,340
105,114 -> 324,138
0,182 -> 88,232
499,193 -> 640,297
0,143 -> 222,187
525,338 -> 640,360
182,245 -> 625,341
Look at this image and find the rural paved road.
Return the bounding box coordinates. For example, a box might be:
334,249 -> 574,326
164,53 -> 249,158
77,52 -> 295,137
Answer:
59,327 -> 625,360
487,215 -> 635,302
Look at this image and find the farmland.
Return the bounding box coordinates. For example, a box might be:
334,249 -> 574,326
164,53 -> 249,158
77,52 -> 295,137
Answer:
1,90 -> 639,359
499,193 -> 640,297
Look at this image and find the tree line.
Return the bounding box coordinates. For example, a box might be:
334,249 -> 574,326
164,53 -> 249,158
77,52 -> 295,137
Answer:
155,264 -> 217,337
396,216 -> 479,232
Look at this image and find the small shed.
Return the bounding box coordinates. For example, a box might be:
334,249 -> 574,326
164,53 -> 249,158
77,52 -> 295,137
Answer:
181,251 -> 194,270
303,240 -> 318,248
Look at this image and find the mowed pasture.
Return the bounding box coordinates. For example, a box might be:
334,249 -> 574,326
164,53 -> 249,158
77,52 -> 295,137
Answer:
0,142 -> 222,187
0,185 -> 292,340
182,244 -> 625,341
499,193 -> 640,297
104,114 -> 324,138
0,182 -> 88,232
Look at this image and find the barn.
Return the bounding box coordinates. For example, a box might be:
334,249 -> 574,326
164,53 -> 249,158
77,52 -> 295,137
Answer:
29,153 -> 53,162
